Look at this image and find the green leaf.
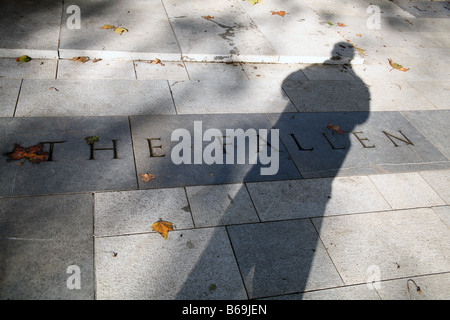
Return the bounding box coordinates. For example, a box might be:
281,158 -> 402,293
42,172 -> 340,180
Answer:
208,283 -> 217,292
84,135 -> 100,145
16,55 -> 31,63
327,21 -> 334,26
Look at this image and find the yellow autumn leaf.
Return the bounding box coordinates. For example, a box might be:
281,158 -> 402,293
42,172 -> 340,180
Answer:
114,27 -> 128,35
388,58 -> 409,72
249,0 -> 262,5
99,24 -> 115,29
152,219 -> 174,240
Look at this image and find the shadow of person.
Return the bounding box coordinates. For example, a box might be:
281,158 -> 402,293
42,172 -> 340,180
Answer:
175,42 -> 371,299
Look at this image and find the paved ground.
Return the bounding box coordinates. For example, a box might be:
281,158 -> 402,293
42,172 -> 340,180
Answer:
0,0 -> 449,300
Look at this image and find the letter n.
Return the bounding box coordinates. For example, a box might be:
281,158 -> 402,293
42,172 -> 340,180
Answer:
383,130 -> 414,147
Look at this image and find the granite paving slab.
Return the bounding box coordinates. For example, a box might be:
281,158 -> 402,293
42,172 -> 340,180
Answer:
94,188 -> 193,237
0,116 -> 136,196
57,59 -> 136,80
405,47 -> 450,81
246,176 -> 390,221
0,194 -> 94,299
268,111 -> 450,178
406,81 -> 450,110
401,110 -> 450,158
0,0 -> 61,58
421,32 -> 450,49
134,61 -> 189,81
95,227 -> 247,299
16,79 -> 175,116
0,79 -> 21,117
368,172 -> 445,209
227,219 -> 344,299
432,206 -> 450,228
130,114 -> 301,188
184,62 -> 249,81
264,284 -> 380,300
299,64 -> 356,81
312,208 -> 450,285
0,59 -> 57,79
240,63 -> 308,81
375,273 -> 450,300
420,169 -> 450,205
238,0 -> 363,64
185,183 -> 259,227
170,80 -> 296,114
281,80 -> 372,112
391,0 -> 450,18
163,0 -> 278,62
366,81 -> 435,111
59,0 -> 181,61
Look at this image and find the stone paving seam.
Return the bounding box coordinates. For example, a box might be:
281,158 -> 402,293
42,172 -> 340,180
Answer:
12,78 -> 23,118
224,225 -> 251,300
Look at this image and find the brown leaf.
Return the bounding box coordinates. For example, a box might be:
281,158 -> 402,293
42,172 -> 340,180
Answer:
139,171 -> 155,183
271,11 -> 286,17
5,143 -> 48,165
327,123 -> 347,135
152,219 -> 174,240
92,58 -> 102,63
70,56 -> 89,63
202,15 -> 214,20
148,58 -> 165,66
177,63 -> 184,68
337,23 -> 347,27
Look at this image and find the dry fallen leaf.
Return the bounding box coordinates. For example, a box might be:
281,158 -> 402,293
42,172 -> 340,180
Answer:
356,33 -> 362,37
388,58 -> 409,72
177,63 -> 184,68
249,0 -> 263,5
99,24 -> 115,29
70,56 -> 89,63
148,58 -> 165,66
152,219 -> 174,240
16,55 -> 32,63
92,58 -> 102,63
337,23 -> 347,27
202,15 -> 214,20
139,171 -> 155,183
5,143 -> 48,165
271,10 -> 286,17
84,135 -> 100,145
114,27 -> 128,35
327,123 -> 347,135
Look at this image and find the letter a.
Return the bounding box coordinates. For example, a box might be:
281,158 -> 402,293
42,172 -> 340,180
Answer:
171,129 -> 192,164
66,265 -> 81,290
366,5 -> 381,30
67,5 -> 81,30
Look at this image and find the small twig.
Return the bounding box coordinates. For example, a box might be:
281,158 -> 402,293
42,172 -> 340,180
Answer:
407,279 -> 422,299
